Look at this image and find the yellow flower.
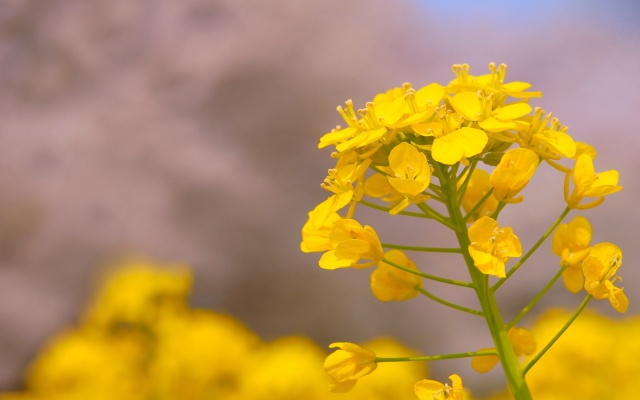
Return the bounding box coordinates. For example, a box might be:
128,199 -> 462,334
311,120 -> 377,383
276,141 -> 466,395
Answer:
490,147 -> 539,203
565,154 -> 622,209
519,108 -> 577,160
459,168 -> 499,222
364,172 -> 404,205
448,91 -> 532,133
318,219 -> 384,270
432,127 -> 488,165
324,342 -> 377,392
237,336 -> 327,400
471,327 -> 535,373
447,63 -> 541,104
300,192 -> 353,253
386,142 -> 431,214
415,374 -> 465,400
321,152 -> 371,199
582,243 -> 628,313
370,250 -> 422,301
508,326 -> 537,357
552,216 -> 592,293
346,338 -> 428,399
470,348 -> 499,373
468,216 -> 522,278
83,259 -> 192,329
318,100 -> 389,154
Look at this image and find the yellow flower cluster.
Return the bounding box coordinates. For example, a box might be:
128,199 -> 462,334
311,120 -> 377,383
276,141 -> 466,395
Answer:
302,62 -> 627,398
0,259 -> 434,400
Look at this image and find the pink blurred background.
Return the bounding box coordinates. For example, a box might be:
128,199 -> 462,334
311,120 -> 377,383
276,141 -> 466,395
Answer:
0,0 -> 638,395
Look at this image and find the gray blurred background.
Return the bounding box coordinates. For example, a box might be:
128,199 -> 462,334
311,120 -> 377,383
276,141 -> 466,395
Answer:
0,0 -> 638,396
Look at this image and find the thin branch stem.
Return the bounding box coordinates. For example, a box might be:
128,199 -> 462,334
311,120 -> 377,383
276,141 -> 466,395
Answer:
376,349 -> 497,363
381,243 -> 462,253
522,294 -> 593,375
492,207 -> 571,292
382,257 -> 475,288
416,286 -> 484,316
507,264 -> 569,330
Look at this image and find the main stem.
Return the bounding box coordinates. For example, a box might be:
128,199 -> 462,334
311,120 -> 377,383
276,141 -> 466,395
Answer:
438,163 -> 533,400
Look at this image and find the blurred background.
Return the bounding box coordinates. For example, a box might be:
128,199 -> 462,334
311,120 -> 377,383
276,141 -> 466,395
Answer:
0,0 -> 638,396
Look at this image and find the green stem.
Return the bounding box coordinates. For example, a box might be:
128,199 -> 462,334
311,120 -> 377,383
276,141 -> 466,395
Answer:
522,294 -> 593,375
381,243 -> 462,253
456,161 -> 477,205
437,161 -> 533,400
462,187 -> 495,223
382,258 -> 475,288
359,200 -> 430,218
493,207 -> 571,292
507,264 -> 569,330
416,286 -> 483,316
489,201 -> 507,219
416,202 -> 459,231
376,349 -> 497,363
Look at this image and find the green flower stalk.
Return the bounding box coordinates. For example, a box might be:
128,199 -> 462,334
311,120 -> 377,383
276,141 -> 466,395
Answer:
301,63 -> 626,399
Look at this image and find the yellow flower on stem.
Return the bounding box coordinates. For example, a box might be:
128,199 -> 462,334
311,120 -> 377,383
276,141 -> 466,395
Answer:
321,152 -> 371,199
415,374 -> 465,400
471,327 -> 536,373
318,219 -> 384,270
582,243 -> 628,313
459,168 -> 499,222
490,147 -> 539,203
431,127 -> 488,166
324,342 -> 377,392
552,216 -> 592,293
386,142 -> 431,214
300,192 -> 353,253
468,216 -> 522,278
370,250 -> 422,301
448,91 -> 532,133
565,154 -> 622,210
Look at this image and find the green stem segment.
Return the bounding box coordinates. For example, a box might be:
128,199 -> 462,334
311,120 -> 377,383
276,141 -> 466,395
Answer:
493,207 -> 571,292
416,286 -> 484,317
381,243 -> 462,253
435,162 -> 534,400
382,258 -> 475,288
376,349 -> 497,363
522,294 -> 593,375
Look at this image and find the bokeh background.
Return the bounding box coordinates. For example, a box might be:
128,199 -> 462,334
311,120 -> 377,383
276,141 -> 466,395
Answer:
0,0 -> 638,396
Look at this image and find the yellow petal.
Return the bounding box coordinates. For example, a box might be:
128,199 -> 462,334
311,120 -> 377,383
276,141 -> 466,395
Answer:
449,92 -> 482,121
492,103 -> 532,120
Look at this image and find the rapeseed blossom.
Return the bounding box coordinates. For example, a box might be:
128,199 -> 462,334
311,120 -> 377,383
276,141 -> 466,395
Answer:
324,342 -> 377,392
370,250 -> 422,301
565,154 -> 622,209
582,243 -> 628,313
415,374 -> 465,400
552,216 -> 592,293
467,216 -> 522,278
489,148 -> 539,203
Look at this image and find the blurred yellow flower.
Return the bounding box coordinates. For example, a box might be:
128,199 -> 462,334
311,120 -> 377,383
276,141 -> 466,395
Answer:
324,342 -> 377,393
415,374 -> 465,400
552,216 -> 592,293
370,250 -> 422,301
459,168 -> 499,222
